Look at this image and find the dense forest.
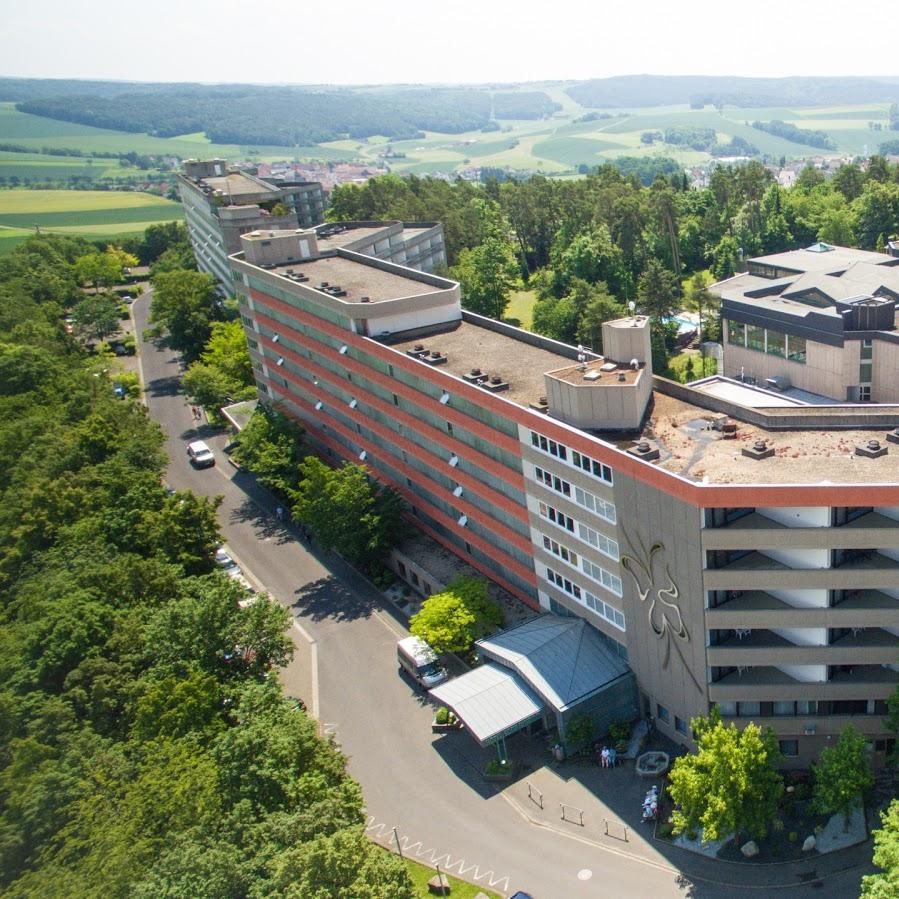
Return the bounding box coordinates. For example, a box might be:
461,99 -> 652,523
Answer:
16,86 -> 560,146
0,233 -> 413,897
328,157 -> 899,364
566,74 -> 899,109
751,120 -> 836,151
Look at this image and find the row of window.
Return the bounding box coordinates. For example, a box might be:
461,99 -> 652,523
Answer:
656,704 -> 689,736
544,567 -> 626,631
538,501 -> 575,533
581,557 -> 623,597
530,430 -> 614,484
532,467 -> 617,525
542,534 -> 578,566
727,321 -> 807,364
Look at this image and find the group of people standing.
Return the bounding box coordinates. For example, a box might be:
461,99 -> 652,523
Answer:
597,745 -> 618,768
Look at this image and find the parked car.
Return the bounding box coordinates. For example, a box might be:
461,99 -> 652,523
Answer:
187,440 -> 215,468
397,636 -> 448,689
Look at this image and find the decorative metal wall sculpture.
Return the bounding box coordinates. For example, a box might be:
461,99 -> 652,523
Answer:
620,526 -> 704,695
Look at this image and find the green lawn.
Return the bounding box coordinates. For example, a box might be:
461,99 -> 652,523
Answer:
0,227 -> 34,256
399,852 -> 502,899
505,289 -> 537,329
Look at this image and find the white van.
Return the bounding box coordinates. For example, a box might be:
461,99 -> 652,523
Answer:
187,439 -> 215,468
397,636 -> 448,689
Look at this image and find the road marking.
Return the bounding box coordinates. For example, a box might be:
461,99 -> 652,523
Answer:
578,868 -> 593,880
292,621 -> 320,721
365,817 -> 510,892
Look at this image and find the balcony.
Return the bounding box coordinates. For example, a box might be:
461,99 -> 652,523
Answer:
703,510 -> 899,550
704,550 -> 899,590
705,589 -> 899,629
707,628 -> 898,667
708,665 -> 899,701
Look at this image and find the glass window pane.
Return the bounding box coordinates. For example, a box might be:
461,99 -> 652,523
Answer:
787,334 -> 806,363
766,330 -> 785,357
728,320 -> 746,347
746,325 -> 765,352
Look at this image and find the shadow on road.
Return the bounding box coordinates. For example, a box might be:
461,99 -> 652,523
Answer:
430,729 -> 504,800
228,497 -> 297,545
146,374 -> 183,398
292,575 -> 380,622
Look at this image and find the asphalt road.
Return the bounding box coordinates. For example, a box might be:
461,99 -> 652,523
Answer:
132,291 -> 871,899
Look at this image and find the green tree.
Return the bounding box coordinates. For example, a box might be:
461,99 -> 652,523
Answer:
711,234 -> 741,280
291,458 -> 405,571
183,320 -> 256,413
812,724 -> 874,828
74,251 -> 122,293
72,292 -> 121,341
637,258 -> 681,322
861,799 -> 899,899
409,576 -> 500,655
576,282 -> 625,352
132,669 -> 224,742
667,708 -> 783,842
149,269 -> 219,361
271,828 -> 414,899
531,294 -> 579,343
231,408 -> 306,496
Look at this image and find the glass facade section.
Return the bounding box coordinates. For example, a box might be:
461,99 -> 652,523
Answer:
765,330 -> 785,358
728,320 -> 746,347
786,334 -> 806,363
746,324 -> 765,352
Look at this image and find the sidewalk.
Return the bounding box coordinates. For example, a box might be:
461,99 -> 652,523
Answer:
500,743 -> 874,890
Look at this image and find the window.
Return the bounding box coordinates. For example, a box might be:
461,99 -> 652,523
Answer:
656,704 -> 670,724
746,324 -> 765,352
446,421 -> 454,436
716,701 -> 737,716
393,393 -> 399,406
581,558 -> 623,596
538,501 -> 575,533
573,486 -> 616,524
571,450 -> 613,484
534,466 -> 571,497
247,337 -> 259,351
410,572 -> 419,587
787,334 -> 806,363
875,738 -> 896,754
545,566 -> 582,600
422,582 -> 431,595
738,701 -> 760,717
859,362 -> 872,384
765,330 -> 785,358
773,701 -> 795,717
796,700 -> 817,715
577,522 -> 619,560
860,339 -> 873,360
388,365 -> 394,377
582,589 -> 626,630
779,740 -> 799,758
675,716 -> 688,736
530,431 -> 567,460
542,534 -> 578,567
728,319 -> 746,347
465,541 -> 472,554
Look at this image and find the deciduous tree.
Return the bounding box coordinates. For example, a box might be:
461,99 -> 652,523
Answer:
812,724 -> 874,827
667,708 -> 783,842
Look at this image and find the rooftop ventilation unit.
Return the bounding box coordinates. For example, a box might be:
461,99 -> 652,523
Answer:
360,296 -> 370,303
421,350 -> 448,366
529,395 -> 550,413
600,362 -> 617,373
406,344 -> 429,359
742,440 -> 775,460
886,428 -> 899,446
617,372 -> 626,382
481,375 -> 509,393
463,368 -> 489,383
627,441 -> 661,462
630,358 -> 639,370
856,439 -> 887,459
583,371 -> 601,382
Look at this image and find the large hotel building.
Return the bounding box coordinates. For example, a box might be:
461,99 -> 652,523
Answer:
225,227 -> 899,767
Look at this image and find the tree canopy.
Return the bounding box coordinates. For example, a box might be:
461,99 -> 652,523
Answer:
409,577 -> 501,655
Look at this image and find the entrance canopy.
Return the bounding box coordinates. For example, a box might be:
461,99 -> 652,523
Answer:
429,662 -> 543,746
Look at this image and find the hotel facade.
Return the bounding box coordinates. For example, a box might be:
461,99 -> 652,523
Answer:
231,230 -> 899,766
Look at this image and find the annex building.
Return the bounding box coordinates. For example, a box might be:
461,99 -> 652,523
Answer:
178,159 -> 446,294
231,229 -> 899,767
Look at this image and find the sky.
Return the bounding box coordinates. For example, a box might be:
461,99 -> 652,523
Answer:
2,0 -> 898,85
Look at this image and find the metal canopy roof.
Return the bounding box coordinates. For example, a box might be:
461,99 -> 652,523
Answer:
476,615 -> 631,713
429,663 -> 543,746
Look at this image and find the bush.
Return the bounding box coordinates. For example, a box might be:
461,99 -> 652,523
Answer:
435,706 -> 454,725
788,831 -> 798,843
564,713 -> 595,749
608,719 -> 633,743
485,758 -> 512,776
658,822 -> 674,838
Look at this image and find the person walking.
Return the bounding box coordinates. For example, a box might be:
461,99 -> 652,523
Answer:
275,505 -> 284,521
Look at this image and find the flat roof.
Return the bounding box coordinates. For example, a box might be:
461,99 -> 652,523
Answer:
392,320 -> 573,407
637,390 -> 899,485
315,225 -> 391,249
268,255 -> 446,303
548,358 -> 643,387
204,172 -> 277,198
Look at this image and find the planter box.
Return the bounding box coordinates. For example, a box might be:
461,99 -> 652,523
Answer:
432,719 -> 462,733
483,762 -> 518,782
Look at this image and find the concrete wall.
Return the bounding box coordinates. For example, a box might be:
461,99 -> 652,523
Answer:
872,337 -> 899,403
544,372 -> 651,431
603,316 -> 652,366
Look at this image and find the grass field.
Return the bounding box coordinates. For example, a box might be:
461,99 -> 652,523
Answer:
0,189 -> 182,253
393,851 -> 502,899
505,289 -> 538,329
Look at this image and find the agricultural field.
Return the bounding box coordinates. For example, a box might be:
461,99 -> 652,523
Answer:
1,90 -> 896,185
0,189 -> 182,254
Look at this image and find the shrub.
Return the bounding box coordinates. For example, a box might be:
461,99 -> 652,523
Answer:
659,822 -> 674,838
608,719 -> 633,743
773,819 -> 785,833
485,758 -> 511,776
788,831 -> 798,843
435,706 -> 450,725
564,713 -> 595,749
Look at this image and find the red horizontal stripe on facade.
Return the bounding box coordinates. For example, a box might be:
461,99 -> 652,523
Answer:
262,378 -> 537,583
